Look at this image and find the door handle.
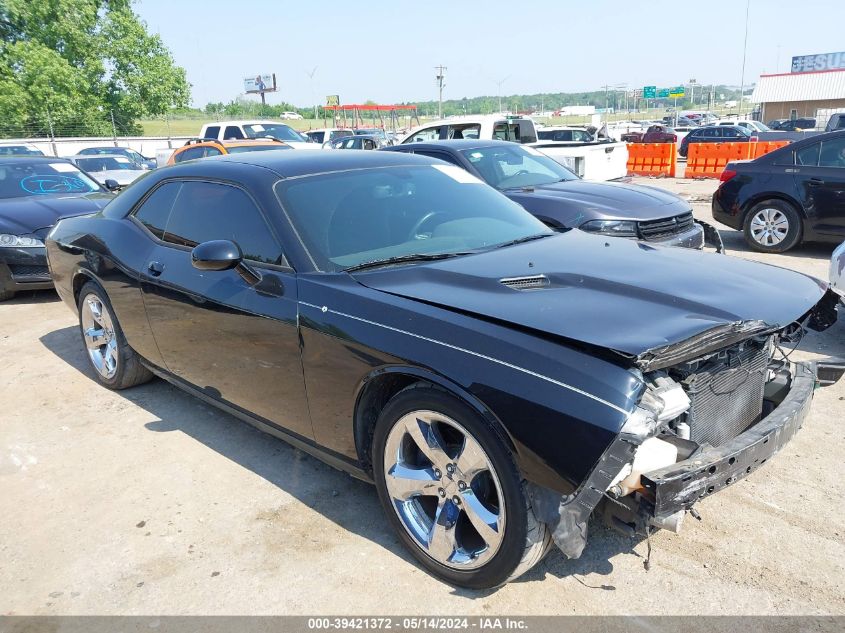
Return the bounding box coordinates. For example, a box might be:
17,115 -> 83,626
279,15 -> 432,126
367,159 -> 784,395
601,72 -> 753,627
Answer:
147,261 -> 164,277
808,178 -> 824,187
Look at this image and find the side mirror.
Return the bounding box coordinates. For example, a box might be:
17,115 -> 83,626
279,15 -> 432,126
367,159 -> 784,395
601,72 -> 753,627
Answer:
104,179 -> 120,191
191,240 -> 242,271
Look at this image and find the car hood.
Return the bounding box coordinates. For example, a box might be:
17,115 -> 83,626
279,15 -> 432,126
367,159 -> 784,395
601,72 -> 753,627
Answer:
0,193 -> 112,237
351,232 -> 827,365
504,180 -> 690,223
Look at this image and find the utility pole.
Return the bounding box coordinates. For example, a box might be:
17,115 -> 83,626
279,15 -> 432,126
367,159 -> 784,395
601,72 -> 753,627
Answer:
435,65 -> 446,118
738,0 -> 751,117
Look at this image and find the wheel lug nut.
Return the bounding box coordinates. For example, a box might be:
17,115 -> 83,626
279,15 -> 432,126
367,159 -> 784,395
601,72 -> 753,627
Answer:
434,469 -> 442,479
438,488 -> 446,497
446,464 -> 454,474
452,495 -> 461,505
458,481 -> 466,490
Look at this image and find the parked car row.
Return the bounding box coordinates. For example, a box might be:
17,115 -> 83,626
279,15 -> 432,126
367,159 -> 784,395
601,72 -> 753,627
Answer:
39,148 -> 842,589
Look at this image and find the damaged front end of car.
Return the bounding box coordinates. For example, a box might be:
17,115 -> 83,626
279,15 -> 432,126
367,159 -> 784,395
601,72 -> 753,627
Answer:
528,289 -> 844,561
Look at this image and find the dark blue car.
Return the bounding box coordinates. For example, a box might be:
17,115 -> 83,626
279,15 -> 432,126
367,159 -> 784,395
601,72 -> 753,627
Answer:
384,140 -> 711,249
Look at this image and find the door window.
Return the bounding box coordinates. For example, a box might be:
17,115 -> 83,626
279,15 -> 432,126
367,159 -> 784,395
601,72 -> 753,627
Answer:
447,124 -> 481,140
404,126 -> 441,143
796,143 -> 821,166
174,147 -> 205,163
701,127 -> 720,138
161,181 -> 284,266
223,126 -> 245,140
204,126 -> 220,140
818,138 -> 845,168
132,182 -> 181,239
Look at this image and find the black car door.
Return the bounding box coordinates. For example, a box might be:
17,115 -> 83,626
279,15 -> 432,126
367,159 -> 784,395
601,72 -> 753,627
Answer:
794,137 -> 845,237
133,178 -> 313,438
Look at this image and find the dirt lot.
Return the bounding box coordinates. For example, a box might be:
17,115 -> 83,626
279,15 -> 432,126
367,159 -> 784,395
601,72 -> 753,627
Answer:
1,176 -> 844,616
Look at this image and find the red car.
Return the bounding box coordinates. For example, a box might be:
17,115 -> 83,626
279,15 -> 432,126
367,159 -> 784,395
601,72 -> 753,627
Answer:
621,125 -> 678,144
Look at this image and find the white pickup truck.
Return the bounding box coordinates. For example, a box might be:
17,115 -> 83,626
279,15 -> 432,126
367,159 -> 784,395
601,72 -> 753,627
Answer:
398,115 -> 628,181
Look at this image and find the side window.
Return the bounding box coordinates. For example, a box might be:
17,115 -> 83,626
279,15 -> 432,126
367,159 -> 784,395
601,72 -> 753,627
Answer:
203,147 -> 223,158
174,147 -> 205,163
162,181 -> 284,265
363,139 -> 376,150
403,126 -> 441,143
818,138 -> 845,168
701,128 -> 720,138
133,182 -> 181,239
492,122 -> 508,141
223,126 -> 244,140
204,126 -> 220,140
448,124 -> 480,140
414,150 -> 461,166
796,143 -> 821,166
722,128 -> 741,138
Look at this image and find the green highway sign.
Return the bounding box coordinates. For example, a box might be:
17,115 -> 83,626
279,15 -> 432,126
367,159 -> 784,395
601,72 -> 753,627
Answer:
669,86 -> 686,98
657,88 -> 670,98
643,85 -> 656,99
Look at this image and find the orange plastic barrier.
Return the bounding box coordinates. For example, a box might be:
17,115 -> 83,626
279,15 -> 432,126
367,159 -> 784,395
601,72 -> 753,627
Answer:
626,143 -> 676,177
752,140 -> 790,158
685,142 -> 753,178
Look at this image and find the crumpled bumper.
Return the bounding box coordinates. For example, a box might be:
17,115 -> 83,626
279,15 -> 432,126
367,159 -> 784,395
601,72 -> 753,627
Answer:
528,360 -> 823,559
640,361 -> 815,519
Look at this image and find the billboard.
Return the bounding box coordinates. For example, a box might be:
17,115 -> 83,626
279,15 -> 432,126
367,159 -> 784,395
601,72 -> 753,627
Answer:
791,52 -> 845,73
244,73 -> 276,94
326,95 -> 340,106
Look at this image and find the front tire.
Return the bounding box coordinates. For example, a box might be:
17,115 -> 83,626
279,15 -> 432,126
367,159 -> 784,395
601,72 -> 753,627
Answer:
77,281 -> 153,389
372,386 -> 550,588
743,199 -> 802,253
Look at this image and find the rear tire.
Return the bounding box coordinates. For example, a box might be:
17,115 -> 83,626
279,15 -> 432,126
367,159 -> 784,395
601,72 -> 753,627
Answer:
372,386 -> 551,588
743,199 -> 802,253
77,281 -> 153,389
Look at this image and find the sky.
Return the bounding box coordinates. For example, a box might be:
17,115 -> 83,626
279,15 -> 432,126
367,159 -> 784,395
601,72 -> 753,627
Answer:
135,0 -> 845,108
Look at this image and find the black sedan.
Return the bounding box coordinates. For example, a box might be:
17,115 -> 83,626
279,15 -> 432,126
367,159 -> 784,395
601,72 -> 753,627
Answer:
712,130 -> 845,252
679,125 -> 754,158
0,157 -> 112,301
46,150 -> 839,588
384,140 -> 710,249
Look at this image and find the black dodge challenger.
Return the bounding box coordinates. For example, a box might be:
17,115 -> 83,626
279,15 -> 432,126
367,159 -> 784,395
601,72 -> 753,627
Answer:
46,150 -> 841,588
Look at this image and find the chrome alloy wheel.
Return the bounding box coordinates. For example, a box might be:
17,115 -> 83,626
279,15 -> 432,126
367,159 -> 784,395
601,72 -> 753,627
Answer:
80,293 -> 118,380
750,207 -> 789,246
383,410 -> 506,569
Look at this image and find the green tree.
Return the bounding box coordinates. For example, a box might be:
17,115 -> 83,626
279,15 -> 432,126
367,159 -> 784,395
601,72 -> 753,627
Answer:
0,0 -> 190,137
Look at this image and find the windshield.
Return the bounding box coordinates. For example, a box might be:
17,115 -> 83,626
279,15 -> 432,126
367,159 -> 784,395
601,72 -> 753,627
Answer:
75,156 -> 138,171
0,161 -> 101,199
243,123 -> 307,142
459,145 -> 577,189
226,144 -> 291,154
274,164 -> 551,272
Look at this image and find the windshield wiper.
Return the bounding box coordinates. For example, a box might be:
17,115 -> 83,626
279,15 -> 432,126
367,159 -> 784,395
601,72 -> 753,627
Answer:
494,233 -> 554,249
344,252 -> 471,273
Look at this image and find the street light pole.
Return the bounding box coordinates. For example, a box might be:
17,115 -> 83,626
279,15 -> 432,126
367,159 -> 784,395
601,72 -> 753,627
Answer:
306,66 -> 318,120
494,76 -> 509,113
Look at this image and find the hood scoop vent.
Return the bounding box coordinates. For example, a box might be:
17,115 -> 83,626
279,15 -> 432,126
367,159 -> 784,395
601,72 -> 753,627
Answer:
500,275 -> 550,290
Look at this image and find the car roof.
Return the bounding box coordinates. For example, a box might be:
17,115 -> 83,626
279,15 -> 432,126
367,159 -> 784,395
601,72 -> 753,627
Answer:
179,147 -> 442,178
0,156 -> 71,164
71,154 -> 132,159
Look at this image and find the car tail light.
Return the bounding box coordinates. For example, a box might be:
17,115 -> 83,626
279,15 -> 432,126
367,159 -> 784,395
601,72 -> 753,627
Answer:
719,169 -> 737,183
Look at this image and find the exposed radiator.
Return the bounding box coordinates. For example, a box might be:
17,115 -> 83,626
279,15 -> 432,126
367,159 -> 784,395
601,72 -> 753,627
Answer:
681,344 -> 769,447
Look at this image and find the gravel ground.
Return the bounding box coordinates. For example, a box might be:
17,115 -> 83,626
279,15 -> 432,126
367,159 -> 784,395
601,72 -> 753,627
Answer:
1,176 -> 844,616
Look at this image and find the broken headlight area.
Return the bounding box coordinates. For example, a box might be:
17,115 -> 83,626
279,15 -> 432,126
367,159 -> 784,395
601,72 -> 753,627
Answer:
529,321 -> 842,563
